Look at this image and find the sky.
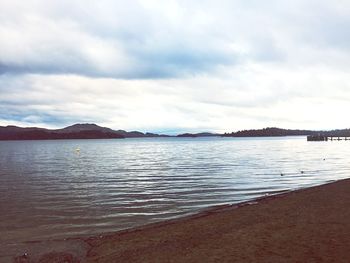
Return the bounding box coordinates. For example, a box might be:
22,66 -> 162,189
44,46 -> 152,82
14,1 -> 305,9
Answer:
1,0 -> 350,134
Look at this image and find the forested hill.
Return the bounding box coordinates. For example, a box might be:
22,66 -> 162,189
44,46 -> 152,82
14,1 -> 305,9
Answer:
221,127 -> 350,137
0,123 -> 168,140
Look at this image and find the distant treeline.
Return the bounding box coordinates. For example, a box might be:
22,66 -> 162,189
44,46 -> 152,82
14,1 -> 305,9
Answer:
222,127 -> 314,137
1,124 -> 350,140
222,127 -> 350,137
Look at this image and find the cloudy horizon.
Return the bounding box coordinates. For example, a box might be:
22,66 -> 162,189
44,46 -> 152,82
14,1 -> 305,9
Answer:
1,0 -> 350,133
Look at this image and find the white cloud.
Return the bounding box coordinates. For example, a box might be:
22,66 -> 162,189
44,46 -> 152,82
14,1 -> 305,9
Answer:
1,0 -> 350,132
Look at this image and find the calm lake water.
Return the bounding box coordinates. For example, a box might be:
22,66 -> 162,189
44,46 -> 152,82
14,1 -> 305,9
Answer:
1,136 -> 350,258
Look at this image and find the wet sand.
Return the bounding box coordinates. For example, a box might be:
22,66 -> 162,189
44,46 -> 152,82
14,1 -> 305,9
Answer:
14,178 -> 350,262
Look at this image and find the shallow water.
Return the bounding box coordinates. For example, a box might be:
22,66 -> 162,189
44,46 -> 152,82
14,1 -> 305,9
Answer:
1,136 -> 350,258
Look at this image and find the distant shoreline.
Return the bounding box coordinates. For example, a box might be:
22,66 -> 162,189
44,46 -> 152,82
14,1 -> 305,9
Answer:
1,123 -> 350,140
0,134 -> 307,142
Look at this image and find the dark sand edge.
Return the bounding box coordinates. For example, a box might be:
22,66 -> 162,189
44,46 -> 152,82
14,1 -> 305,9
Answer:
13,178 -> 350,262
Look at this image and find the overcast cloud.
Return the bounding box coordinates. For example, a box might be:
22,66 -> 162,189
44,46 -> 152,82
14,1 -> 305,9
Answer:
1,0 -> 350,133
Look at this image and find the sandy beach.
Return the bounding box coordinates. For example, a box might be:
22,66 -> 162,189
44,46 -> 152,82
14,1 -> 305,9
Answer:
14,178 -> 350,263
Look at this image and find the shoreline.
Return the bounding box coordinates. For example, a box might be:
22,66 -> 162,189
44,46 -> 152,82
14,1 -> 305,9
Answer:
13,178 -> 350,262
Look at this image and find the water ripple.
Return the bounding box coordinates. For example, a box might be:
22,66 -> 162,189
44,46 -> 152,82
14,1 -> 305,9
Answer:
1,136 -> 350,257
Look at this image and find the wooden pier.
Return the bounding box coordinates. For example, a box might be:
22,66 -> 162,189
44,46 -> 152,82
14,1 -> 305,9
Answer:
307,135 -> 350,141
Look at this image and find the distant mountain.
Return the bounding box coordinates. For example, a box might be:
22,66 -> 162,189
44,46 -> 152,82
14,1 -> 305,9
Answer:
56,123 -> 115,133
113,130 -> 170,138
0,123 -> 167,140
177,132 -> 219,138
145,132 -> 170,137
0,124 -> 124,140
1,124 -> 350,141
176,133 -> 197,138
